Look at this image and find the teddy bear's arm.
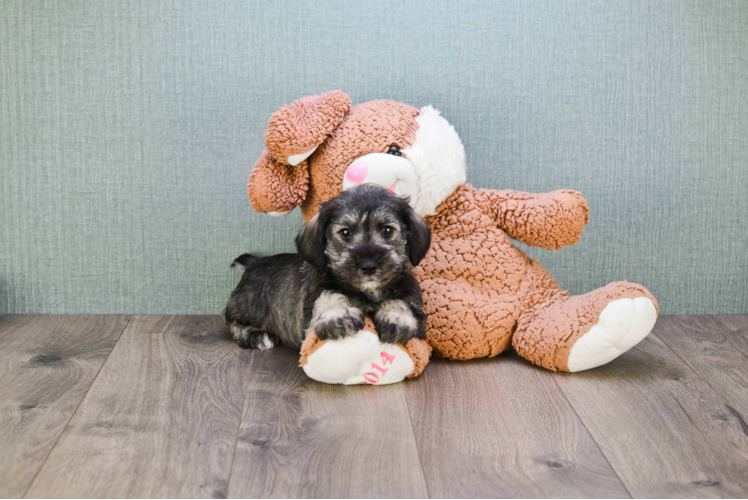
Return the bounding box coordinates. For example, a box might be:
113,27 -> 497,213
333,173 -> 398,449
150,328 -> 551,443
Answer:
474,188 -> 590,250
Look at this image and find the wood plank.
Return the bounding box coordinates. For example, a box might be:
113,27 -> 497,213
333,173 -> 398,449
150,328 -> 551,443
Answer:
554,327 -> 748,498
656,315 -> 748,416
0,315 -> 130,499
404,355 -> 629,498
228,347 -> 429,498
714,315 -> 748,333
26,316 -> 252,498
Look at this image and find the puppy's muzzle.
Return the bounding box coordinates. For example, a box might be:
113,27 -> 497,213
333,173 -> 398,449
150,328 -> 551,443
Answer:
359,260 -> 378,276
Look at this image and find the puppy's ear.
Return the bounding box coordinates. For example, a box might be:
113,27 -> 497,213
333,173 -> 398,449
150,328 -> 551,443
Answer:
402,205 -> 432,266
296,213 -> 327,268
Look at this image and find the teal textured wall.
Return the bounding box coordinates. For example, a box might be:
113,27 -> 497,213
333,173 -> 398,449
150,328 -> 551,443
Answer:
1,0 -> 747,315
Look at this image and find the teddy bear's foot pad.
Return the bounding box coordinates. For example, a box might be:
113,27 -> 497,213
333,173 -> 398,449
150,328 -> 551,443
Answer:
567,297 -> 657,372
302,330 -> 414,385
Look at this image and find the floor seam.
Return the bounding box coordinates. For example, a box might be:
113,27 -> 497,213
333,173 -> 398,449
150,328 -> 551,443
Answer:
22,314 -> 134,498
403,381 -> 433,499
225,350 -> 255,499
652,327 -> 747,428
550,374 -> 634,499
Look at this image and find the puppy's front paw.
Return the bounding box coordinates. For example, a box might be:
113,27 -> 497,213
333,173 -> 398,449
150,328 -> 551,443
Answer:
310,291 -> 365,341
375,320 -> 418,344
315,309 -> 365,341
374,300 -> 419,344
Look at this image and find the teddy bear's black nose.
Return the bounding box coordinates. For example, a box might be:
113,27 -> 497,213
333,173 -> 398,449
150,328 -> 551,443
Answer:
387,145 -> 401,156
360,260 -> 378,275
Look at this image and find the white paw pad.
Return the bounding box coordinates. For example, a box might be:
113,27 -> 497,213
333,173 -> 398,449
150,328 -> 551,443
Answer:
302,331 -> 414,385
567,297 -> 657,372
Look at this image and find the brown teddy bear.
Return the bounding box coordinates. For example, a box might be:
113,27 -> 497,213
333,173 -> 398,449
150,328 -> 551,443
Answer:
247,90 -> 659,384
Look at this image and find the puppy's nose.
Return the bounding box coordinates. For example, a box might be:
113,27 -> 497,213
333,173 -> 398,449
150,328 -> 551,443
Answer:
359,260 -> 378,275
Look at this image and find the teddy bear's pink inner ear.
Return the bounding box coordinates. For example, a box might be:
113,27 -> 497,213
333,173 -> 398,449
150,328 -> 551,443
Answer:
265,90 -> 351,165
248,150 -> 310,213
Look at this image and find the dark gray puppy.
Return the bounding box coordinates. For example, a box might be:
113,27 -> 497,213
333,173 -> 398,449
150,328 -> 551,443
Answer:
223,184 -> 432,350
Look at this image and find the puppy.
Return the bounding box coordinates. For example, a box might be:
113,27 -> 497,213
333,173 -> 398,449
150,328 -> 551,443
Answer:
223,184 -> 431,350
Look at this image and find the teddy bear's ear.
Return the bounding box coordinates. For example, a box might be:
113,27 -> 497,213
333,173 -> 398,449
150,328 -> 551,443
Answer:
248,150 -> 310,214
265,90 -> 351,165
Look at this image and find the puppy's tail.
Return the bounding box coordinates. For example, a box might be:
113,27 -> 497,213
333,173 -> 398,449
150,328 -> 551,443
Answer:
231,253 -> 259,271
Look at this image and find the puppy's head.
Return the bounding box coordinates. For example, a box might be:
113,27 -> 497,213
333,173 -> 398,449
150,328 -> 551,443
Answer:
296,184 -> 431,293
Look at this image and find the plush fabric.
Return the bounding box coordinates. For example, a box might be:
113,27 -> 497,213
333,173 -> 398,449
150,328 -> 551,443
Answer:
248,151 -> 309,213
265,90 -> 351,165
401,106 -> 466,216
417,182 -> 660,366
300,101 -> 421,221
250,91 -> 661,382
299,318 -> 431,383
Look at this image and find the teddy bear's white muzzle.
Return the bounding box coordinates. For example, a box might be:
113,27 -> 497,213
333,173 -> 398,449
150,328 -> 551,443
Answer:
342,153 -> 419,208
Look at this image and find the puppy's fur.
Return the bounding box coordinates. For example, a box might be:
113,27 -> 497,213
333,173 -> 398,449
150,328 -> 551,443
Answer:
223,184 -> 431,350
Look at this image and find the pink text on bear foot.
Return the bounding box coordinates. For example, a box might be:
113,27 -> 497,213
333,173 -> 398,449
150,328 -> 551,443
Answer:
363,351 -> 396,384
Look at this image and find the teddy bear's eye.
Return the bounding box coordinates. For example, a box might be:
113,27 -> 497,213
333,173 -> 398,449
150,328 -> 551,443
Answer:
387,145 -> 402,156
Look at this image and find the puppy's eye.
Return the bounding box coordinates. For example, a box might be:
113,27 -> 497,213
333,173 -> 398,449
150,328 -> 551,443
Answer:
381,225 -> 395,238
339,228 -> 352,240
386,145 -> 402,157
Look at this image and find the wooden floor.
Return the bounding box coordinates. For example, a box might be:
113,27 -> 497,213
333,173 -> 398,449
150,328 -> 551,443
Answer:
1,315 -> 747,498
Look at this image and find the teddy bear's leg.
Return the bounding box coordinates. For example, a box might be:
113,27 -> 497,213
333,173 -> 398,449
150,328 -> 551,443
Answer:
298,318 -> 431,385
513,282 -> 659,372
